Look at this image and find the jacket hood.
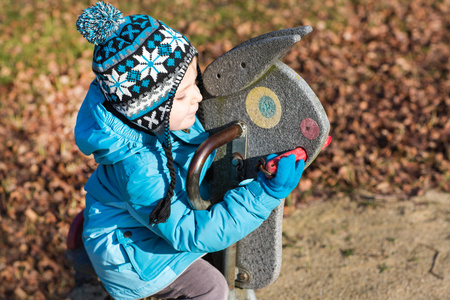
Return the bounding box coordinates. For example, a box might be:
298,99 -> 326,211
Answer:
75,80 -> 209,165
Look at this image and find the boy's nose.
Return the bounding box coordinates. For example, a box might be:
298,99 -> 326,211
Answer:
192,86 -> 203,104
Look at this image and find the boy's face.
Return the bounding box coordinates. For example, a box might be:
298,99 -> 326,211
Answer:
170,56 -> 203,131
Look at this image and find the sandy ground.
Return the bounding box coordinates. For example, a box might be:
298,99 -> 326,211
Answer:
69,190 -> 449,300
255,189 -> 449,300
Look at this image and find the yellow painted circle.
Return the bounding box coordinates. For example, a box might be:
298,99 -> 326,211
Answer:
245,87 -> 282,129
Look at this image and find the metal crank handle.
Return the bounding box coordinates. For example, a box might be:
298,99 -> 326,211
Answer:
187,122 -> 246,210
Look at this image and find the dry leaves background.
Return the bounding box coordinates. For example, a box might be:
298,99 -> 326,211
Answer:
0,0 -> 448,298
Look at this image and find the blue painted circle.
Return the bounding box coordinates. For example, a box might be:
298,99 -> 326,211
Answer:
258,96 -> 277,118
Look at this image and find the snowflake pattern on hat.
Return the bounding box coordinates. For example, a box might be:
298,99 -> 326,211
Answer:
160,26 -> 190,52
105,69 -> 135,100
133,46 -> 169,83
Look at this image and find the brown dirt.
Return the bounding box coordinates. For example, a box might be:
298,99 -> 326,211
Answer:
255,190 -> 450,300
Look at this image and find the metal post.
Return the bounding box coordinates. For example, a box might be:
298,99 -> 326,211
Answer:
224,243 -> 237,295
226,124 -> 254,300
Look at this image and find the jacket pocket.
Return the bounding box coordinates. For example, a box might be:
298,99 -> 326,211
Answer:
115,227 -> 179,281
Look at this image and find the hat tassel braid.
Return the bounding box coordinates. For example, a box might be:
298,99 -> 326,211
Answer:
149,103 -> 177,225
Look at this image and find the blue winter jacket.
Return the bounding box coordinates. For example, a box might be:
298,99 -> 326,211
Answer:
75,80 -> 281,299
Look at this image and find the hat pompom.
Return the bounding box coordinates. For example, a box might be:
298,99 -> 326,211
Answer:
76,2 -> 124,45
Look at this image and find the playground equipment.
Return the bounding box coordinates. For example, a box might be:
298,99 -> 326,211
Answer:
186,25 -> 330,299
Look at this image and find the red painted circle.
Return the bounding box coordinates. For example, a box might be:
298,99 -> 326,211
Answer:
300,118 -> 320,140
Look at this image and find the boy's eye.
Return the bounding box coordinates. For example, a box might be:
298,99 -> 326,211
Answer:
175,93 -> 186,100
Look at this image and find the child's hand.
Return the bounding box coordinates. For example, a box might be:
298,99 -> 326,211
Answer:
257,154 -> 305,199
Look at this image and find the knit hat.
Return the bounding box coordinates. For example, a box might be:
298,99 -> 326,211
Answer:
77,2 -> 199,225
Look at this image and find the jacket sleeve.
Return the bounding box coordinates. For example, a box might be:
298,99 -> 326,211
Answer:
126,162 -> 281,253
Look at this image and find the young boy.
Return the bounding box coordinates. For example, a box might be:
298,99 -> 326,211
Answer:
75,2 -> 304,299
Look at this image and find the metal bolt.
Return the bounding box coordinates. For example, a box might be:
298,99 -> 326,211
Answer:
236,270 -> 250,283
231,153 -> 244,166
